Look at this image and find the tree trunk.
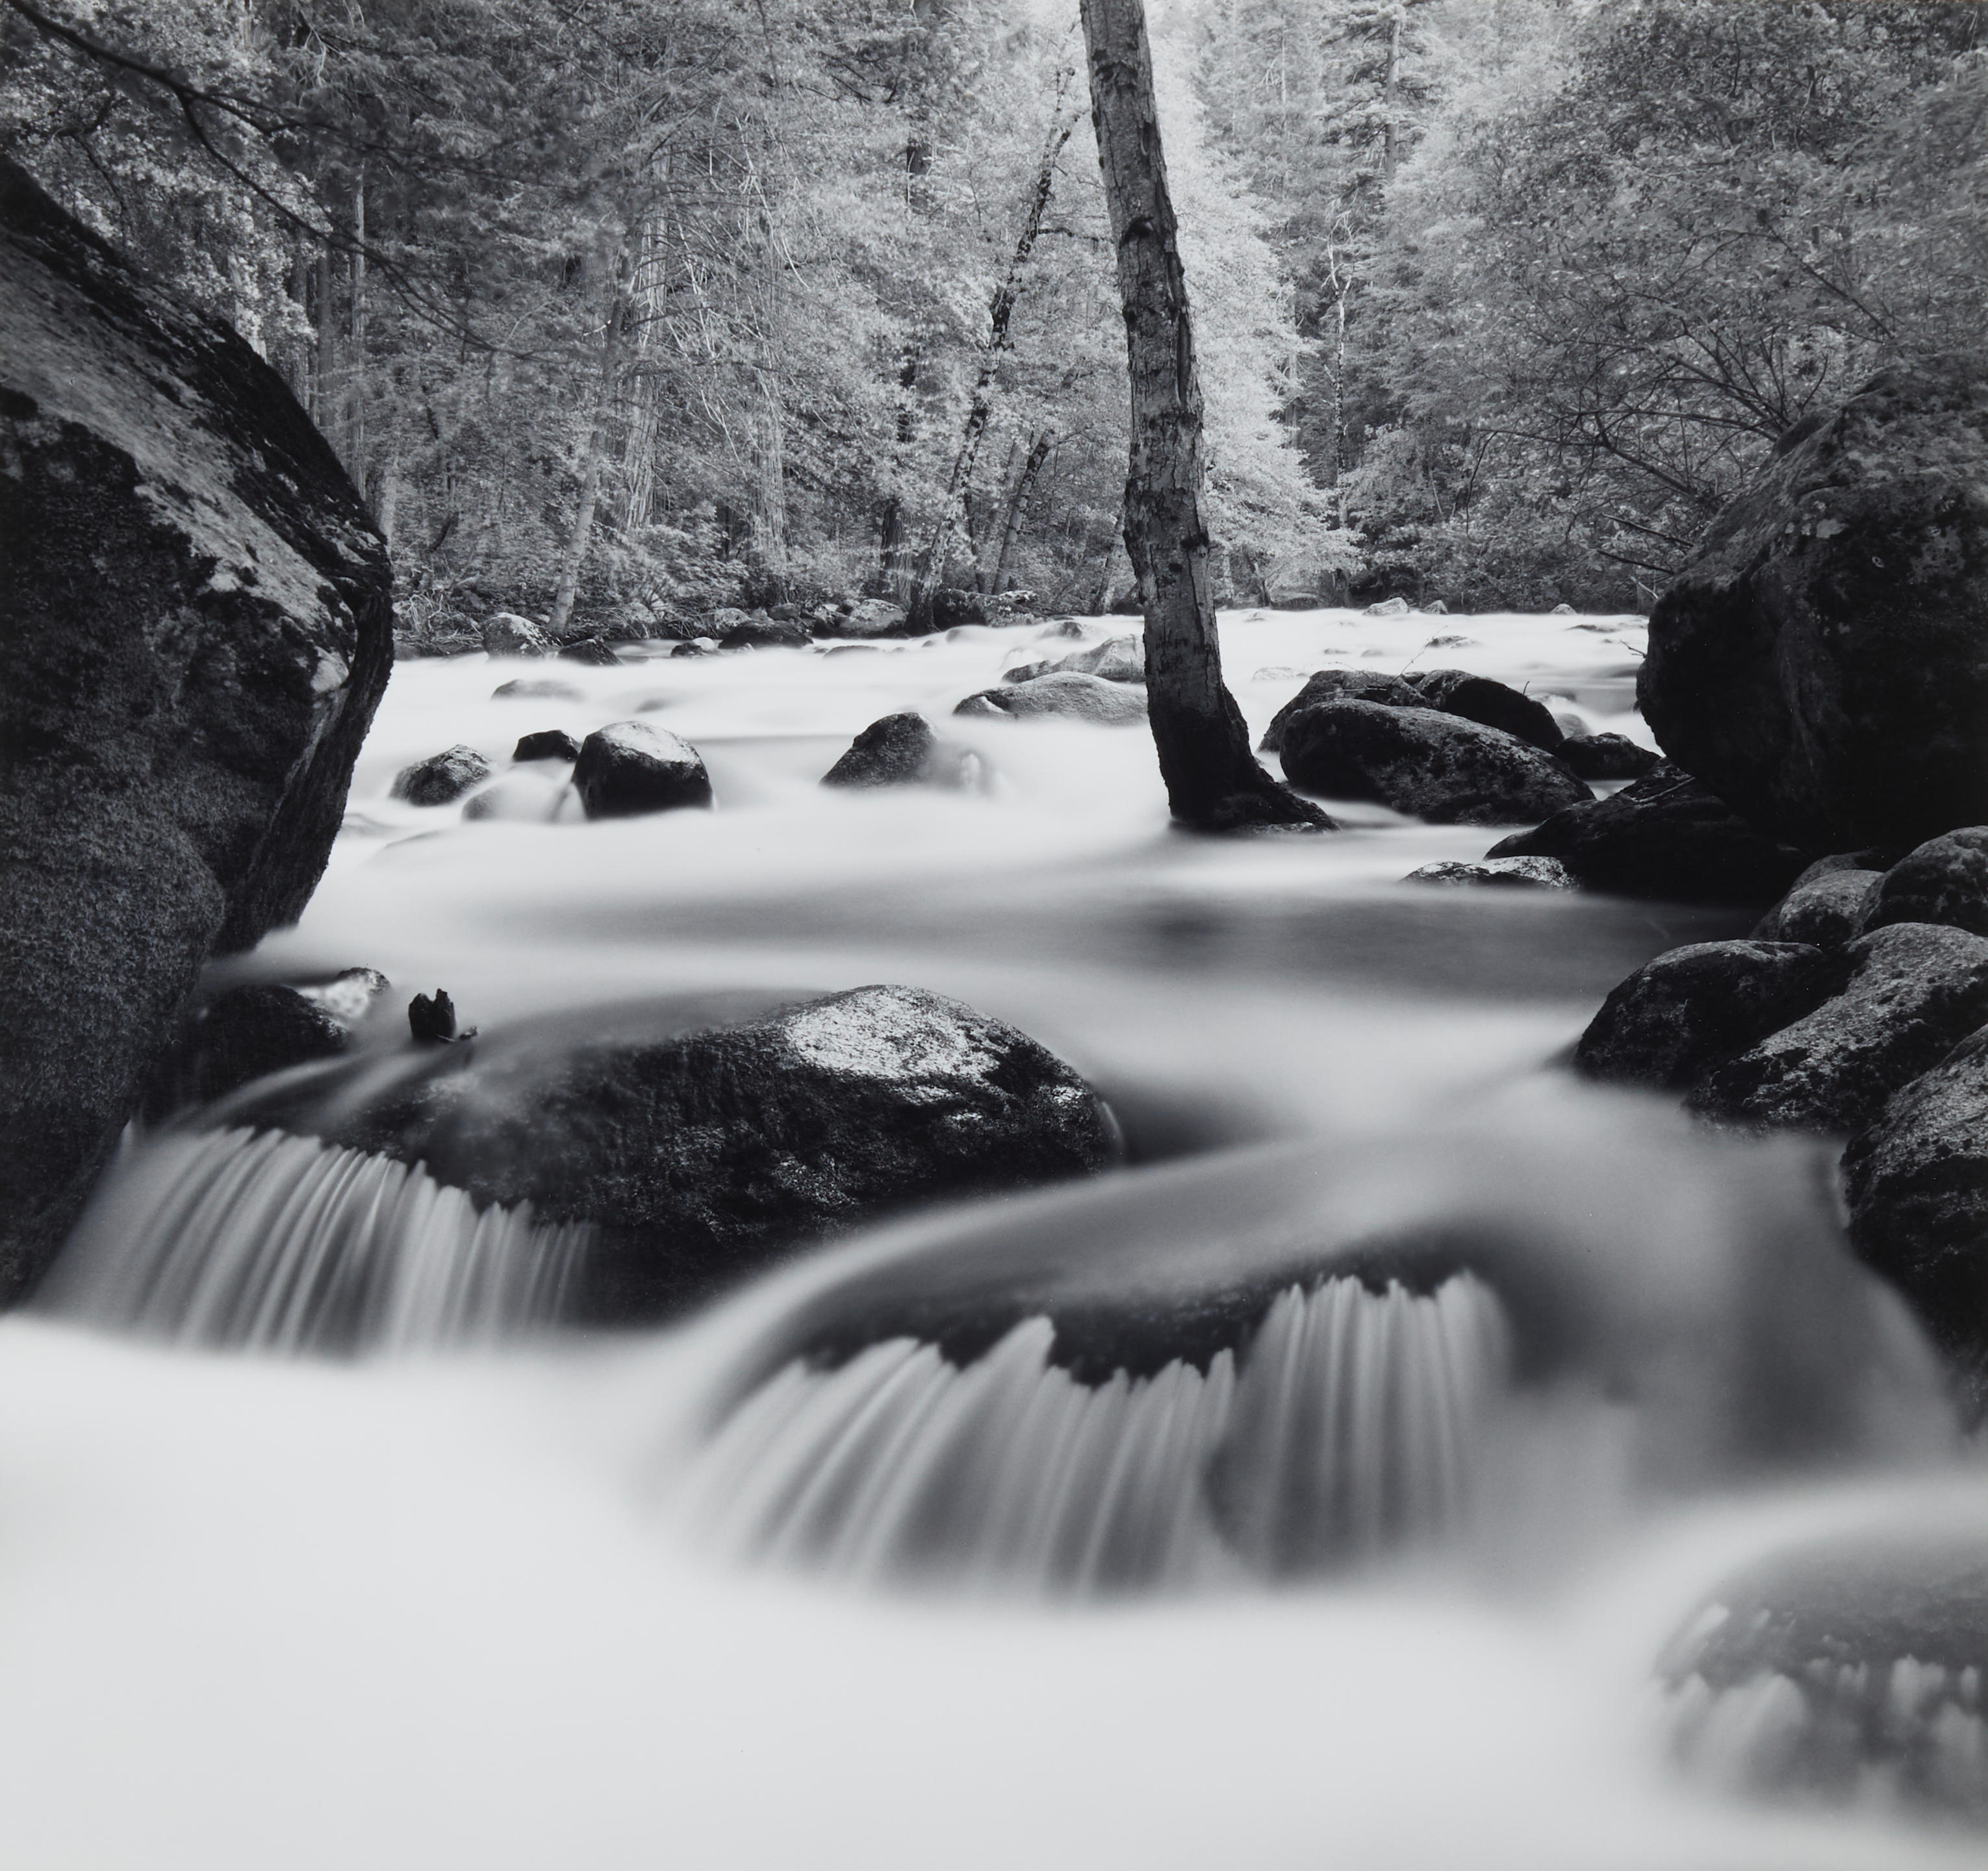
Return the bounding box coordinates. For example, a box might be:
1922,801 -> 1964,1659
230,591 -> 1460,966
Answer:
988,431 -> 1052,593
1077,0 -> 1329,830
548,239 -> 633,639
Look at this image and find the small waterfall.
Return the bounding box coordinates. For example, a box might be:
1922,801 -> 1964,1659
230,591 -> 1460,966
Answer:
682,1272 -> 1511,1591
44,1126 -> 591,1354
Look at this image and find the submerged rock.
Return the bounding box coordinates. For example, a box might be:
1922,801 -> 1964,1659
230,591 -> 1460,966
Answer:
1557,732 -> 1662,782
1687,923 -> 1988,1135
305,985 -> 1120,1318
0,158 -> 394,1293
719,614 -> 810,650
149,969 -> 390,1115
954,672 -> 1149,726
1859,828 -> 1988,940
1843,1027 -> 1988,1403
1259,668 -> 1423,753
556,634 -> 620,666
821,713 -> 983,790
572,720 -> 713,819
492,676 -> 585,702
482,613 -> 551,657
461,770 -> 567,822
1407,668 -> 1565,751
513,728 -> 583,763
1279,701 -> 1588,825
1639,353 -> 1988,850
391,745 -> 493,806
1403,857 -> 1577,889
1486,763 -> 1808,904
1573,941 -> 1844,1093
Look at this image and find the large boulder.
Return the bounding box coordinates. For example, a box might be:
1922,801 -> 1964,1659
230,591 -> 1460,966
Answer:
1842,1028 -> 1988,1401
294,985 -> 1121,1317
482,612 -> 551,657
719,613 -> 810,650
1638,353 -> 1988,850
147,969 -> 390,1115
556,634 -> 620,666
390,745 -> 492,806
0,159 -> 393,1298
1486,764 -> 1809,905
954,672 -> 1149,726
1573,941 -> 1844,1093
1407,668 -> 1564,751
1279,701 -> 1589,824
1259,668 -> 1423,753
821,713 -> 982,790
1056,635 -> 1145,683
817,597 -> 908,639
1687,923 -> 1988,1134
1752,856 -> 1886,947
1859,828 -> 1988,940
1557,733 -> 1662,782
928,587 -> 986,631
572,721 -> 713,819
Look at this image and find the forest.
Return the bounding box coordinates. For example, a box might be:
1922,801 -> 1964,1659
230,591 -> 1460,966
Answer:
5,0 -> 1982,641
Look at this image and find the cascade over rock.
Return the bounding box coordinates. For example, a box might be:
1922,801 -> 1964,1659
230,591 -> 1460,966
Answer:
1640,353 -> 1988,850
0,157 -> 393,1299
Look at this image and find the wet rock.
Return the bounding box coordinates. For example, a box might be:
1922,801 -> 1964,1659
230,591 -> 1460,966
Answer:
1408,668 -> 1565,750
461,770 -> 567,823
928,587 -> 986,631
390,745 -> 494,806
1557,733 -> 1661,781
1573,941 -> 1844,1093
572,720 -> 713,819
669,639 -> 715,658
556,634 -> 620,666
150,969 -> 390,1114
719,613 -> 810,650
1753,865 -> 1884,947
318,985 -> 1121,1319
1403,857 -> 1577,889
1486,763 -> 1809,905
821,643 -> 879,658
1660,1529 -> 1988,1826
1687,923 -> 1988,1134
1279,702 -> 1589,825
492,677 -> 585,702
821,713 -> 984,791
1860,828 -> 1988,940
1639,353 -> 1988,850
1259,669 -> 1423,753
1037,616 -> 1091,641
1056,635 -> 1145,683
1000,659 -> 1052,685
482,612 -> 551,657
407,988 -> 468,1044
1549,602 -> 1575,615
1364,596 -> 1411,616
954,672 -> 1149,726
513,729 -> 582,763
1843,1027 -> 1988,1401
0,159 -> 395,1296
817,598 -> 908,639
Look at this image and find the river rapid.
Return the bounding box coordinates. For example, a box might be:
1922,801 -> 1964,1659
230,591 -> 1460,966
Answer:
3,605 -> 1982,1870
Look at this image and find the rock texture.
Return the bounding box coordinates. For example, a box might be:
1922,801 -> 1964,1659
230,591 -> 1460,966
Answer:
1557,732 -> 1662,782
1842,1030 -> 1988,1401
482,613 -> 551,657
1259,668 -> 1423,752
294,985 -> 1121,1317
556,634 -> 620,665
1574,941 -> 1844,1092
817,598 -> 907,639
1487,765 -> 1809,904
719,613 -> 810,650
1687,923 -> 1988,1134
1279,701 -> 1589,824
1056,635 -> 1145,683
149,969 -> 389,1115
1859,828 -> 1988,940
1407,668 -> 1565,751
513,729 -> 582,763
1639,353 -> 1988,850
821,713 -> 982,789
1403,857 -> 1577,889
391,745 -> 492,806
0,158 -> 393,1299
954,671 -> 1149,726
1753,866 -> 1883,946
572,721 -> 713,819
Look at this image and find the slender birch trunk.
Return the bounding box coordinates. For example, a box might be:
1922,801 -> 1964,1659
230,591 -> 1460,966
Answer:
1077,0 -> 1329,829
548,238 -> 633,639
989,431 -> 1052,593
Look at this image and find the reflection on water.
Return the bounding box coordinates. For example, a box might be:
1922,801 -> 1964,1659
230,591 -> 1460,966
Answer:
7,607 -> 1985,1869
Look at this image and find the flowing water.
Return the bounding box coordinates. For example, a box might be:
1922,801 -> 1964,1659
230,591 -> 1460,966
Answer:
7,606 -> 1986,1868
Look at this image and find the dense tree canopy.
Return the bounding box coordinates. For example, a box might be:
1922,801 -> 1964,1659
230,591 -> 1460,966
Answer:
4,0 -> 1982,629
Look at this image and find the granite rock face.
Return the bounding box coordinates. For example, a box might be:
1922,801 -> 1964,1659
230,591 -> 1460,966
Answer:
1639,354 -> 1988,849
0,159 -> 393,1298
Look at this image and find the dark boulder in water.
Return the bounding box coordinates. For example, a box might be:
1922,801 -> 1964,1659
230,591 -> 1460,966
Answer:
555,635 -> 620,666
301,985 -> 1120,1318
513,729 -> 583,764
0,158 -> 393,1299
955,672 -> 1148,726
1859,828 -> 1988,941
821,713 -> 982,790
149,969 -> 390,1114
1407,668 -> 1565,751
719,613 -> 810,650
927,587 -> 987,632
572,720 -> 713,818
1574,941 -> 1844,1093
391,745 -> 493,806
1258,669 -> 1423,753
1279,702 -> 1588,824
1752,859 -> 1885,946
482,613 -> 552,657
1486,764 -> 1809,904
1638,353 -> 1988,850
1687,923 -> 1988,1135
1557,732 -> 1661,782
1842,1025 -> 1988,1405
